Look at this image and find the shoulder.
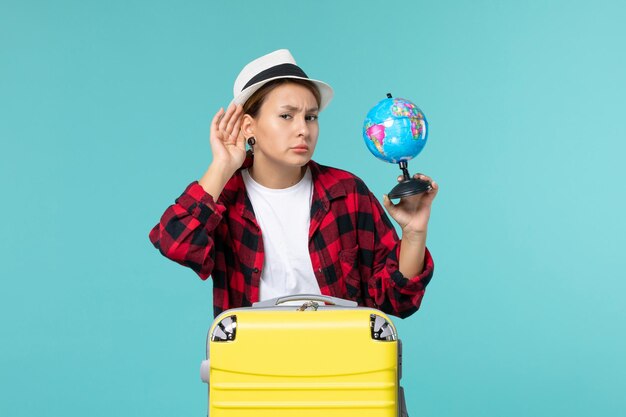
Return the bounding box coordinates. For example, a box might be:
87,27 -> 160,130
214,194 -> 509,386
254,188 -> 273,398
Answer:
309,160 -> 372,197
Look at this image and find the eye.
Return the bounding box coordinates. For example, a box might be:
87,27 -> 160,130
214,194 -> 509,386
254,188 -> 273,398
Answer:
280,114 -> 292,120
306,115 -> 318,122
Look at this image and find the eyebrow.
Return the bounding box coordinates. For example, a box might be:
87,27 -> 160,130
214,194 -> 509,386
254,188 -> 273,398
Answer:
279,105 -> 319,112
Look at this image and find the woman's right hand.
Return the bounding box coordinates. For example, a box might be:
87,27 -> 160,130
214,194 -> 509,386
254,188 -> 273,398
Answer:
209,103 -> 246,175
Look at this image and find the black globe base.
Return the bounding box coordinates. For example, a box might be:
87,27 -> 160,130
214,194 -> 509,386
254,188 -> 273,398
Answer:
388,177 -> 431,199
388,160 -> 432,199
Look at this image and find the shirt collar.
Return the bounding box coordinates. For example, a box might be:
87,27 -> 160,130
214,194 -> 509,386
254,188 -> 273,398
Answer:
221,153 -> 348,220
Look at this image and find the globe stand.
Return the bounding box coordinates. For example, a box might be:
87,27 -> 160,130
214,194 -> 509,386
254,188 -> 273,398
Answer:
388,161 -> 432,199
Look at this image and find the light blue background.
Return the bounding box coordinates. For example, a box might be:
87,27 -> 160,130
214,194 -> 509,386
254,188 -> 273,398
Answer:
2,1 -> 625,416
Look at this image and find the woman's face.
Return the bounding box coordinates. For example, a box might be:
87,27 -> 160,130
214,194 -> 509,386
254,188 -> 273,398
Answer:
246,82 -> 320,169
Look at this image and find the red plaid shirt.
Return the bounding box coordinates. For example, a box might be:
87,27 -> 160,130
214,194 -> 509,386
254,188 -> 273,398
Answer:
149,157 -> 434,318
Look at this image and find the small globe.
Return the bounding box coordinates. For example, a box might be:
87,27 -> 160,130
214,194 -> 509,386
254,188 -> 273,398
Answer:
362,97 -> 428,164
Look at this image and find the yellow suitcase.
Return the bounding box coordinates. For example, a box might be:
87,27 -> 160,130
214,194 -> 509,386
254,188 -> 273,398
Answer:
200,294 -> 409,417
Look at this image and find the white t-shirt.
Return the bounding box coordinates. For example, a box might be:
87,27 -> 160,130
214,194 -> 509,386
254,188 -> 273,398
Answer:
241,167 -> 322,302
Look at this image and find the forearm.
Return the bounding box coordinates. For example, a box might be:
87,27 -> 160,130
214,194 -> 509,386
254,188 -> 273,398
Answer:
198,161 -> 236,201
398,230 -> 427,278
148,181 -> 226,279
368,228 -> 433,318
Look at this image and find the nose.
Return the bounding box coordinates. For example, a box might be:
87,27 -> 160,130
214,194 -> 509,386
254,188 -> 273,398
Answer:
296,115 -> 309,138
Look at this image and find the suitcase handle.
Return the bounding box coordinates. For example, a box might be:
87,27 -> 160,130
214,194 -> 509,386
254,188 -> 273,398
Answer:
252,294 -> 358,308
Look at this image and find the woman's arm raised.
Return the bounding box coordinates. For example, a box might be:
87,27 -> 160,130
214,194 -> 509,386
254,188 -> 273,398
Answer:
199,103 -> 246,200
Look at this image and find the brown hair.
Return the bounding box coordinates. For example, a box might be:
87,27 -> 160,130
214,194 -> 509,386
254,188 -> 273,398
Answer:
242,78 -> 322,118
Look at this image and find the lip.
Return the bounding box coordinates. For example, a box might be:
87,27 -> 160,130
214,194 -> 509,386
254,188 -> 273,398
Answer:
291,145 -> 309,152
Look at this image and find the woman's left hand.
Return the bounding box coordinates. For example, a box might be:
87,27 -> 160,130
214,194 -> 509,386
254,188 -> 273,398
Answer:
382,173 -> 439,239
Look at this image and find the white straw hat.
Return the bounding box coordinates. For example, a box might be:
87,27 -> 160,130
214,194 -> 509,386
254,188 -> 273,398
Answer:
230,49 -> 334,111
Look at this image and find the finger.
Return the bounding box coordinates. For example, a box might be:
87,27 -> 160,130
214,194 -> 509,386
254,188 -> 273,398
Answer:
382,194 -> 395,211
215,107 -> 227,125
414,173 -> 433,183
210,108 -> 225,143
211,108 -> 224,131
218,103 -> 236,131
225,105 -> 243,138
397,175 -> 403,182
230,112 -> 244,144
231,108 -> 243,135
418,183 -> 438,202
218,103 -> 236,132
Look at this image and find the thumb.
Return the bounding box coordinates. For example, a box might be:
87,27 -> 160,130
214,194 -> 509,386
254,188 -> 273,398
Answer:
382,194 -> 395,213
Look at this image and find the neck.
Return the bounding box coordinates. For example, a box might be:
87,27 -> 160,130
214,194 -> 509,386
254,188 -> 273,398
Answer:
248,156 -> 307,189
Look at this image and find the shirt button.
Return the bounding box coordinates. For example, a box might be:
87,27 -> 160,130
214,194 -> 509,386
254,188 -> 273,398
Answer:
253,267 -> 260,273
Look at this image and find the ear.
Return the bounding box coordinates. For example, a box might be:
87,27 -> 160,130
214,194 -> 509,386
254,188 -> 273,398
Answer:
241,114 -> 256,138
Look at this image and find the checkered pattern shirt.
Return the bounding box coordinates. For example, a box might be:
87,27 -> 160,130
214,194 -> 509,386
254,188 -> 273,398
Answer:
149,157 -> 434,318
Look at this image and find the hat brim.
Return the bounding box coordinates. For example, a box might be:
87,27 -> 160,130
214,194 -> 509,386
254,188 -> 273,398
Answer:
230,76 -> 334,112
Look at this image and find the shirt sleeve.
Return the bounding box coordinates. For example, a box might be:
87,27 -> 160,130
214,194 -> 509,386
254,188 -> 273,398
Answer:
148,181 -> 226,279
363,188 -> 435,319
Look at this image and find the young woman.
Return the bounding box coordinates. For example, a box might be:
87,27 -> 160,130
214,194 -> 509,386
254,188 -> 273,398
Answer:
149,49 -> 438,318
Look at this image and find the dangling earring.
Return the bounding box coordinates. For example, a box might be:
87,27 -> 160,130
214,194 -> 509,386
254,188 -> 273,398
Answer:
246,136 -> 256,156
